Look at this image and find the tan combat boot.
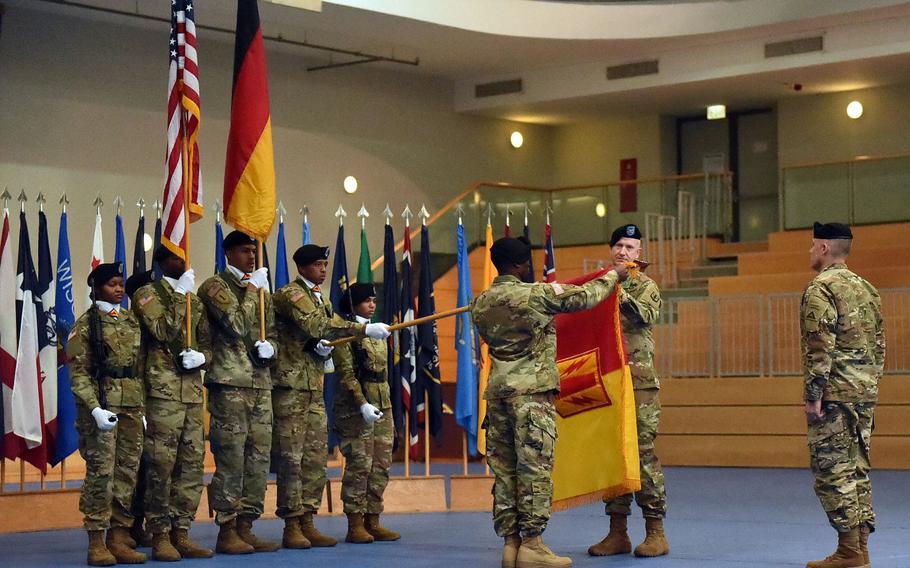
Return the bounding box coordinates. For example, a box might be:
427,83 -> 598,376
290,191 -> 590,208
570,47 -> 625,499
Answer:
345,513 -> 375,544
282,517 -> 311,549
215,519 -> 254,555
236,516 -> 280,552
171,528 -> 214,558
588,514 -> 632,556
515,535 -> 573,568
86,530 -> 116,566
502,534 -> 521,568
364,513 -> 401,542
634,517 -> 669,557
859,526 -> 871,568
300,512 -> 338,547
151,532 -> 181,562
106,527 -> 148,564
806,529 -> 866,568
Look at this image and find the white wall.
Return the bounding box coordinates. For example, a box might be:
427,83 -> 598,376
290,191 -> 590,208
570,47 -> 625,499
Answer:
0,3 -> 554,307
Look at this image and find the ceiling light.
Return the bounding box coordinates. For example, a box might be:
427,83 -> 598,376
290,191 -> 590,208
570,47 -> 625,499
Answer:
343,176 -> 358,194
846,101 -> 863,119
510,131 -> 524,149
595,203 -> 607,218
143,233 -> 153,252
707,105 -> 726,120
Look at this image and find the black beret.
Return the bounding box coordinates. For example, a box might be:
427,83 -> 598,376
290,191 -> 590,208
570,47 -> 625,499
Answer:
222,230 -> 256,251
293,244 -> 330,267
341,282 -> 376,313
610,224 -> 642,246
152,244 -> 179,265
125,270 -> 154,299
490,236 -> 531,267
813,222 -> 853,240
87,262 -> 124,288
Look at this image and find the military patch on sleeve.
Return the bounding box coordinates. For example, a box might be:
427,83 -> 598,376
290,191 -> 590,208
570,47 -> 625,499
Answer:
138,294 -> 154,306
290,291 -> 305,303
68,328 -> 78,341
207,282 -> 225,298
549,283 -> 565,295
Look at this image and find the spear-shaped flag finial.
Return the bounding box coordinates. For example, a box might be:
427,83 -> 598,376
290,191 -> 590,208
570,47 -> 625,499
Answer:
137,197 -> 146,218
113,195 -> 124,215
383,203 -> 393,225
300,205 -> 309,224
277,200 -> 287,223
93,193 -> 104,215
335,204 -> 347,226
545,200 -> 554,224
152,198 -> 162,220
18,189 -> 28,213
36,191 -> 47,213
212,198 -> 222,223
59,192 -> 70,214
358,203 -> 369,228
485,202 -> 495,226
524,202 -> 531,225
1,189 -> 11,211
455,202 -> 466,226
418,204 -> 430,226
401,204 -> 413,226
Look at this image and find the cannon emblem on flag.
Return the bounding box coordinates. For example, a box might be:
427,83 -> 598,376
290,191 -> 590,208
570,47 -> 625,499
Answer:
555,348 -> 612,418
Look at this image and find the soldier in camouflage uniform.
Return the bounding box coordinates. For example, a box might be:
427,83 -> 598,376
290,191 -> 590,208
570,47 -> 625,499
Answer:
198,230 -> 279,555
801,222 -> 885,568
271,245 -> 390,549
590,224 -> 669,559
332,283 -> 400,544
471,236 -> 628,568
67,262 -> 147,566
132,246 -> 213,561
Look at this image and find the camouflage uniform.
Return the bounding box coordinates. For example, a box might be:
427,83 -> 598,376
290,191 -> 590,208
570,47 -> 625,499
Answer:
604,273 -> 667,519
67,307 -> 144,531
271,277 -> 365,518
472,272 -> 620,537
132,279 -> 212,533
801,263 -> 885,533
332,333 -> 394,514
198,269 -> 278,525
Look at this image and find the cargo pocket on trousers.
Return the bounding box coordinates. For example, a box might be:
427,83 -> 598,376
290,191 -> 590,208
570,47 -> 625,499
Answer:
527,411 -> 557,463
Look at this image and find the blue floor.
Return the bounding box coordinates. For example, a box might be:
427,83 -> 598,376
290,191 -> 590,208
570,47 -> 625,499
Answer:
2,467 -> 908,567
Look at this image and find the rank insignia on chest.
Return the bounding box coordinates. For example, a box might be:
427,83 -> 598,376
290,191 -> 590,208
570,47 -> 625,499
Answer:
555,348 -> 612,418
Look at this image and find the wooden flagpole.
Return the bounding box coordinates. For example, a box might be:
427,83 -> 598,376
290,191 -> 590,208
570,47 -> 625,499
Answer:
424,409 -> 430,477
404,411 -> 410,478
462,432 -> 469,476
257,239 -> 266,340
180,112 -> 193,348
326,306 -> 469,347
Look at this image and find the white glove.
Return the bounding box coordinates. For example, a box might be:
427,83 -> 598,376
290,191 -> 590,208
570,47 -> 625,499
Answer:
255,340 -> 275,359
91,407 -> 118,431
314,339 -> 334,357
364,323 -> 391,340
142,416 -> 147,430
180,348 -> 206,370
174,268 -> 196,295
248,267 -> 269,290
360,403 -> 383,424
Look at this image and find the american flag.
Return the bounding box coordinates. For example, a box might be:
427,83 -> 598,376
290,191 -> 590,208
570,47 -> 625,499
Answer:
162,0 -> 203,258
543,219 -> 556,283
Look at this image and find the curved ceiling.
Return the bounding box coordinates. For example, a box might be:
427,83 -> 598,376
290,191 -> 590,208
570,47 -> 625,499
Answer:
328,0 -> 910,40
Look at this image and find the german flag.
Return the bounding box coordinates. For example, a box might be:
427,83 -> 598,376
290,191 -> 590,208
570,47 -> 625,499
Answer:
223,0 -> 276,240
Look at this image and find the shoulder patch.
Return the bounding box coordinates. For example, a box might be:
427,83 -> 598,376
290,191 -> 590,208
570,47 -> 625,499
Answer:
549,282 -> 565,296
68,328 -> 79,341
138,294 -> 154,306
207,281 -> 226,298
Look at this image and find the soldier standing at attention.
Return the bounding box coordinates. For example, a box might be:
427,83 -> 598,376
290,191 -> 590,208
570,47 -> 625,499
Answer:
801,222 -> 884,568
67,262 -> 146,566
271,245 -> 390,549
198,230 -> 278,555
471,236 -> 628,568
590,224 -> 669,558
132,246 -> 213,561
332,283 -> 400,545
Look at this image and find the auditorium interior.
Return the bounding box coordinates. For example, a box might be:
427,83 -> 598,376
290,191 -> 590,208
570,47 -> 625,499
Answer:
1,1 -> 908,566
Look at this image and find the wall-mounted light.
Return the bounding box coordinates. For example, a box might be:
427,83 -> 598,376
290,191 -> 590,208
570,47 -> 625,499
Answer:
707,104 -> 726,120
510,131 -> 524,149
595,203 -> 607,218
343,176 -> 358,194
846,101 -> 863,119
143,233 -> 153,252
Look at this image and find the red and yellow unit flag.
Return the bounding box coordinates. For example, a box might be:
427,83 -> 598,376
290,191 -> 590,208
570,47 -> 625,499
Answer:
223,0 -> 276,240
162,0 -> 203,259
551,268 -> 640,510
476,221 -> 495,456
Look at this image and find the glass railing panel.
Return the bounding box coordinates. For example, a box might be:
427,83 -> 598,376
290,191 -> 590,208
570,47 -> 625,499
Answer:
783,164 -> 850,229
852,157 -> 910,224
548,187 -> 609,246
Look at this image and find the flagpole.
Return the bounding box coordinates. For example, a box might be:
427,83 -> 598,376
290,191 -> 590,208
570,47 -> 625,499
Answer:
419,204 -> 431,479
462,432 -> 469,476
257,239 -> 266,340
181,112 -> 193,348
325,306 -> 470,347
404,410 -> 410,478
